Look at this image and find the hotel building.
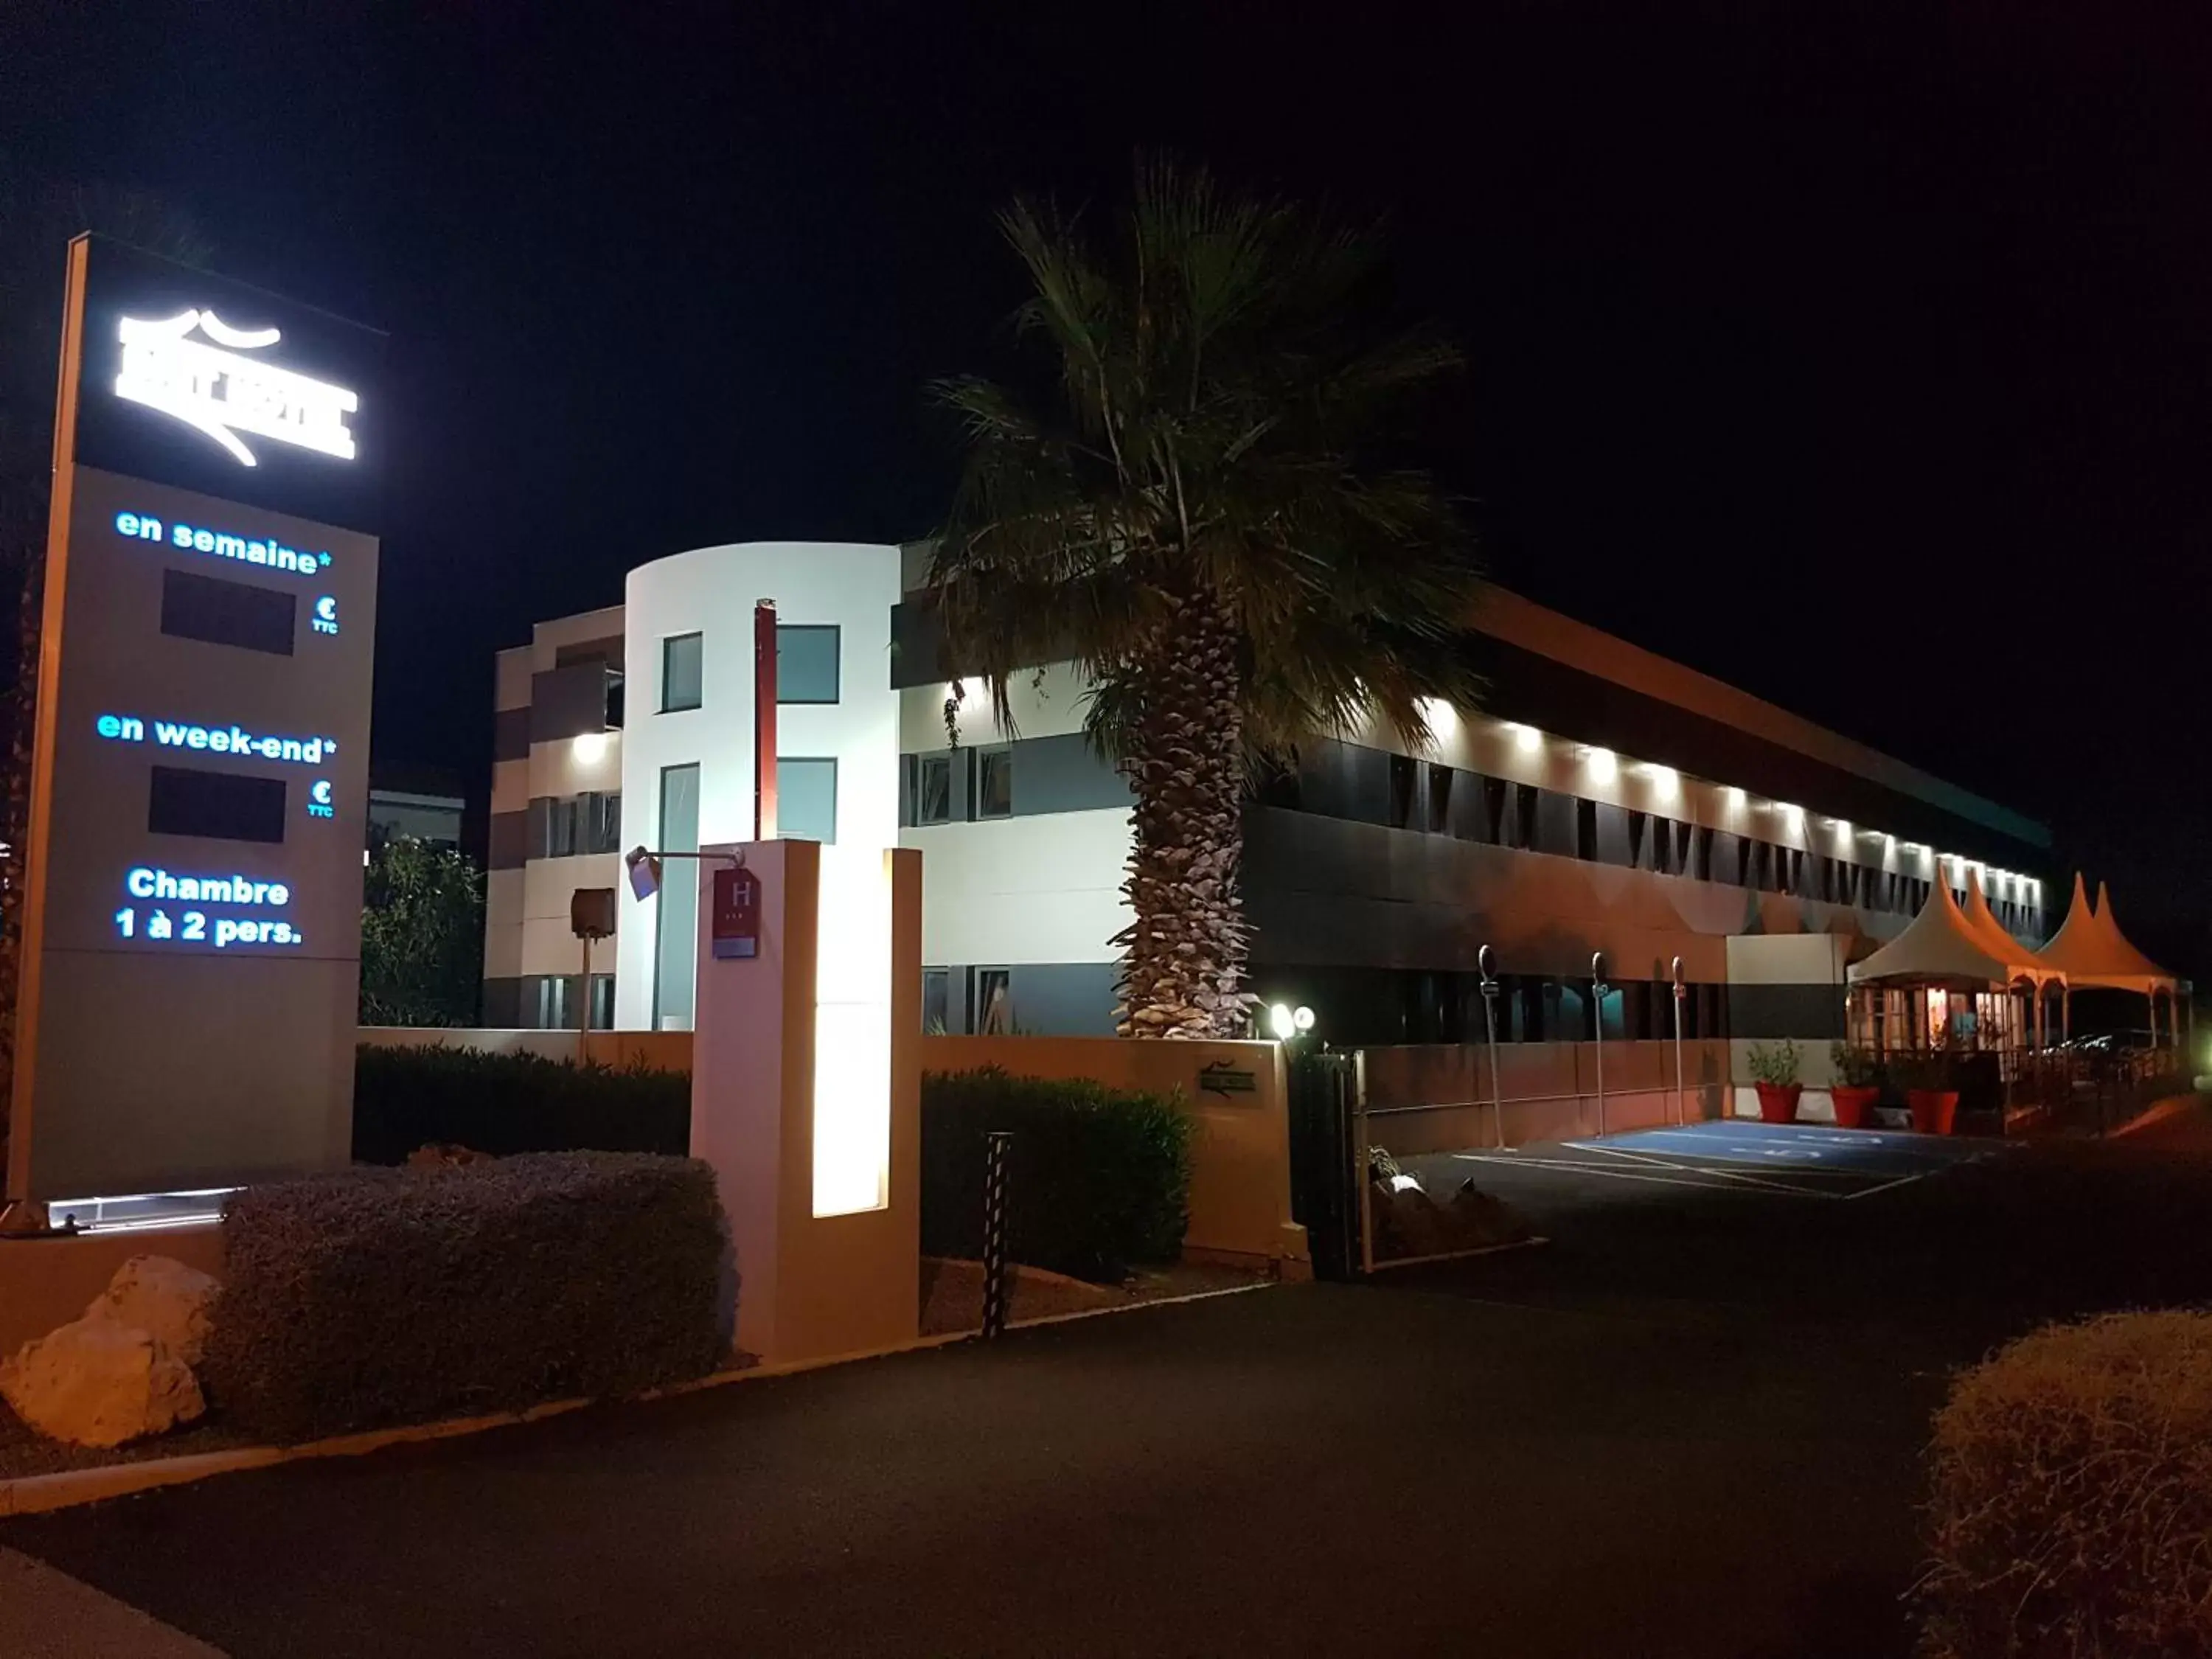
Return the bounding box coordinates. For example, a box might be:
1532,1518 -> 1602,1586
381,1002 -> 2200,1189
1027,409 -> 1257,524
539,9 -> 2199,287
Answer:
482,540 -> 2053,1052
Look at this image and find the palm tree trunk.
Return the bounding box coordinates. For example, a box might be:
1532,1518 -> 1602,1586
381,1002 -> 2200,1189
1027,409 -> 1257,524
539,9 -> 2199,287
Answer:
1113,592 -> 1251,1038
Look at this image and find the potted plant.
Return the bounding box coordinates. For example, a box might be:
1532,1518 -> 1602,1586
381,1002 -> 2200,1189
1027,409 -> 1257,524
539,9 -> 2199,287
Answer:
1747,1039 -> 1802,1124
1828,1043 -> 1882,1130
1899,1046 -> 1961,1135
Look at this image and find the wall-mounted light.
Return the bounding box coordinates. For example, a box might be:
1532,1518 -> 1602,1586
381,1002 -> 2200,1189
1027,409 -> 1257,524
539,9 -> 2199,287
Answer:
1505,721 -> 1543,754
1724,786 -> 1747,810
572,731 -> 609,765
1581,746 -> 1618,784
1638,762 -> 1679,796
1418,696 -> 1456,734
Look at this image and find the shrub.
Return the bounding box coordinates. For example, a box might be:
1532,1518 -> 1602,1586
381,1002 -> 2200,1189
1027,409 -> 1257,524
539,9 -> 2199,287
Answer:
1746,1038 -> 1801,1087
1919,1310 -> 2212,1658
352,1044 -> 688,1164
1830,1041 -> 1882,1088
921,1068 -> 1194,1282
201,1153 -> 726,1442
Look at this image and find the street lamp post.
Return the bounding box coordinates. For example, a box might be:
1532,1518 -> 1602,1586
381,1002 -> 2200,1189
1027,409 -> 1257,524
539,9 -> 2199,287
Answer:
1671,955 -> 1687,1126
1591,950 -> 1610,1138
1478,944 -> 1505,1149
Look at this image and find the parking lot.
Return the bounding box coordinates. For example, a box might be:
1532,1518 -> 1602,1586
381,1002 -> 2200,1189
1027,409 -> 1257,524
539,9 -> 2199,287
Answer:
1439,1118 -> 2004,1202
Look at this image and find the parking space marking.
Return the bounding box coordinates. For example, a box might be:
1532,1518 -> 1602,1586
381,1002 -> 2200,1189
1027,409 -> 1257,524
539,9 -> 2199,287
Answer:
1447,1150 -> 1835,1197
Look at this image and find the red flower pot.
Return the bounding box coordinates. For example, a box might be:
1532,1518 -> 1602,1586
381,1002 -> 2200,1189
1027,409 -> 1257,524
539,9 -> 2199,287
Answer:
1829,1085 -> 1879,1130
1908,1088 -> 1959,1135
1754,1082 -> 1802,1124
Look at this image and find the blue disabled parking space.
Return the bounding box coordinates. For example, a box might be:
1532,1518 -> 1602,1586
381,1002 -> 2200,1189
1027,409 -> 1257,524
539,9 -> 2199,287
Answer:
1448,1118 -> 2004,1200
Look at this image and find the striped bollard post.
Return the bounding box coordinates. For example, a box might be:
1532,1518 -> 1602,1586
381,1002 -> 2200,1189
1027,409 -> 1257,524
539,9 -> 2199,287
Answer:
980,1130 -> 1012,1338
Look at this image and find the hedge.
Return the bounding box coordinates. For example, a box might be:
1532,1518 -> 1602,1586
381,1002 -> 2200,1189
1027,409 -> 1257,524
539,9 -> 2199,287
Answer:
200,1153 -> 726,1441
352,1044 -> 688,1164
1919,1309 -> 2212,1658
920,1067 -> 1193,1282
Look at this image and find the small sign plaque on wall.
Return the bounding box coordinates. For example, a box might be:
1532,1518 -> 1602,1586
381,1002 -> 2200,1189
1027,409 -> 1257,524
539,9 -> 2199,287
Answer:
711,864 -> 762,960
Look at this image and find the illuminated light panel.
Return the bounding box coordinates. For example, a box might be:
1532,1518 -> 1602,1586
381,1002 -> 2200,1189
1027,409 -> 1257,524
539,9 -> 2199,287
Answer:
1638,762 -> 1679,796
1504,721 -> 1543,754
113,509 -> 333,576
812,845 -> 891,1219
572,731 -> 609,765
94,712 -> 335,765
116,310 -> 358,466
1724,786 -> 1747,809
1581,746 -> 1618,784
1417,696 -> 1458,737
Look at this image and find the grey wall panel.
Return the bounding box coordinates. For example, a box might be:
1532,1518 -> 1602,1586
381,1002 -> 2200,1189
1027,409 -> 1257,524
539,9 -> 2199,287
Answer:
529,663 -> 611,744
1725,983 -> 1847,1040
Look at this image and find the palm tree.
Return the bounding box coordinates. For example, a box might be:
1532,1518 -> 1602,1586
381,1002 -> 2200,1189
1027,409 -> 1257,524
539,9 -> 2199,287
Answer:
928,162 -> 1483,1040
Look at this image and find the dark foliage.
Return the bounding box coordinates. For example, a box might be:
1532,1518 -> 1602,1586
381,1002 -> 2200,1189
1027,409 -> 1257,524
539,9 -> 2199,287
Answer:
920,1066 -> 1193,1281
359,838 -> 484,1026
201,1153 -> 726,1442
350,1043 -> 688,1164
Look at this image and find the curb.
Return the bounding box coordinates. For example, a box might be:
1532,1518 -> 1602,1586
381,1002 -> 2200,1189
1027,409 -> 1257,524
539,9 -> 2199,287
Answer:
0,1279 -> 1272,1517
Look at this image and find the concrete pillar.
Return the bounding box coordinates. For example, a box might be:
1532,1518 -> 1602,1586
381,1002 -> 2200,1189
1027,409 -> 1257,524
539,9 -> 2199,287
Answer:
689,838 -> 922,1365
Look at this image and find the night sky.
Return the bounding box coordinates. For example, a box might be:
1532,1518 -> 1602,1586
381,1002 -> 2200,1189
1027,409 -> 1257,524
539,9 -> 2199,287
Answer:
4,3 -> 2208,969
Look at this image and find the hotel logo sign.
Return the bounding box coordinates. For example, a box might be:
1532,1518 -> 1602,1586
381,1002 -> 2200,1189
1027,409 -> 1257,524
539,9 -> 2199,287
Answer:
115,309 -> 359,468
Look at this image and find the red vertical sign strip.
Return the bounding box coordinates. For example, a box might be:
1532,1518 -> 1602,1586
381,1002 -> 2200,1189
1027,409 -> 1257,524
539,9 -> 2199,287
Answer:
754,599 -> 777,841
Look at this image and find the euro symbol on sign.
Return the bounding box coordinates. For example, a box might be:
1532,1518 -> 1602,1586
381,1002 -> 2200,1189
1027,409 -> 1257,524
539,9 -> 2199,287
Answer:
310,780 -> 333,807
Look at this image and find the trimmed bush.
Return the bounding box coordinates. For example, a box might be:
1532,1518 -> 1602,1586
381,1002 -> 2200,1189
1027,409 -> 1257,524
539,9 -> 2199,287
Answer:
1919,1310 -> 2212,1658
352,1044 -> 688,1164
921,1067 -> 1194,1282
201,1153 -> 726,1442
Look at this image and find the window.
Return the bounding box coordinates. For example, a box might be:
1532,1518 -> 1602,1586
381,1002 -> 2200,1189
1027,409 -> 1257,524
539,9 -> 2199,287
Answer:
1387,754 -> 1416,830
546,796 -> 580,858
1481,776 -> 1509,844
1627,810 -> 1648,869
973,967 -> 1012,1035
975,747 -> 1012,819
1576,798 -> 1599,861
652,763 -> 700,1031
922,967 -> 950,1034
1426,765 -> 1453,834
1694,825 -> 1714,882
917,754 -> 954,825
778,757 -> 838,844
1514,784 -> 1538,851
535,975 -> 571,1031
776,625 -> 839,704
660,633 -> 703,712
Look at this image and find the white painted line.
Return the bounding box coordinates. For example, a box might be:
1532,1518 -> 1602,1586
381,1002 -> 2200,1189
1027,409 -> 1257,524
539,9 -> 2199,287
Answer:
1840,1173 -> 1929,1201
1563,1141 -> 1891,1183
1452,1151 -> 1844,1199
1621,1128 -> 1972,1166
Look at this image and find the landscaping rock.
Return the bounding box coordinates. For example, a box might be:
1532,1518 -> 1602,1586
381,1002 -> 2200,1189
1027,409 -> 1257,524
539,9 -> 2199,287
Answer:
1370,1172 -> 1532,1260
0,1315 -> 205,1448
88,1255 -> 219,1368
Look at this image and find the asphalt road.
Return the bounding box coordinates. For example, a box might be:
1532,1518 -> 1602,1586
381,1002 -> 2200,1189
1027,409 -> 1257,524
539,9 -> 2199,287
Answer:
7,1113 -> 2211,1659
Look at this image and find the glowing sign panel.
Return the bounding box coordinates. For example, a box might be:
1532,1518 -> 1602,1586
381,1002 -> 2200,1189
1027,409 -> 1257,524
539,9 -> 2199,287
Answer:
95,713 -> 335,765
114,509 -> 333,576
115,310 -> 358,467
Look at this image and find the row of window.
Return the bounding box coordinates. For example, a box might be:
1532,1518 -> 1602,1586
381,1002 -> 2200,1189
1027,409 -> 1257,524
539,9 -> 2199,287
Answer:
1358,753 -> 2037,930
658,625 -> 841,714
901,748 -> 1014,826
529,791 -> 624,860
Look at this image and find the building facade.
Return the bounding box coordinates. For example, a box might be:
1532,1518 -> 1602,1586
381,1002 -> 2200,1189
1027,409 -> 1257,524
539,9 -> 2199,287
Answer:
484,543 -> 2054,1048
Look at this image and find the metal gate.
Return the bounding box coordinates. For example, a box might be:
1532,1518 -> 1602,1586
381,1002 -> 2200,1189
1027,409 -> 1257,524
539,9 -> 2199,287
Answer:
1286,1049 -> 1360,1279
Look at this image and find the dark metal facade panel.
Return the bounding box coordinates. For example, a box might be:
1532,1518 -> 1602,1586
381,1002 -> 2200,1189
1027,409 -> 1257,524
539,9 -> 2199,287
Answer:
529,663 -> 611,744
493,706 -> 531,762
487,810 -> 529,871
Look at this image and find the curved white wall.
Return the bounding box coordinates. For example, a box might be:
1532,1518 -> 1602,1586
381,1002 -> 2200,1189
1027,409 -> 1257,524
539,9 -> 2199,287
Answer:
615,541 -> 903,1030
